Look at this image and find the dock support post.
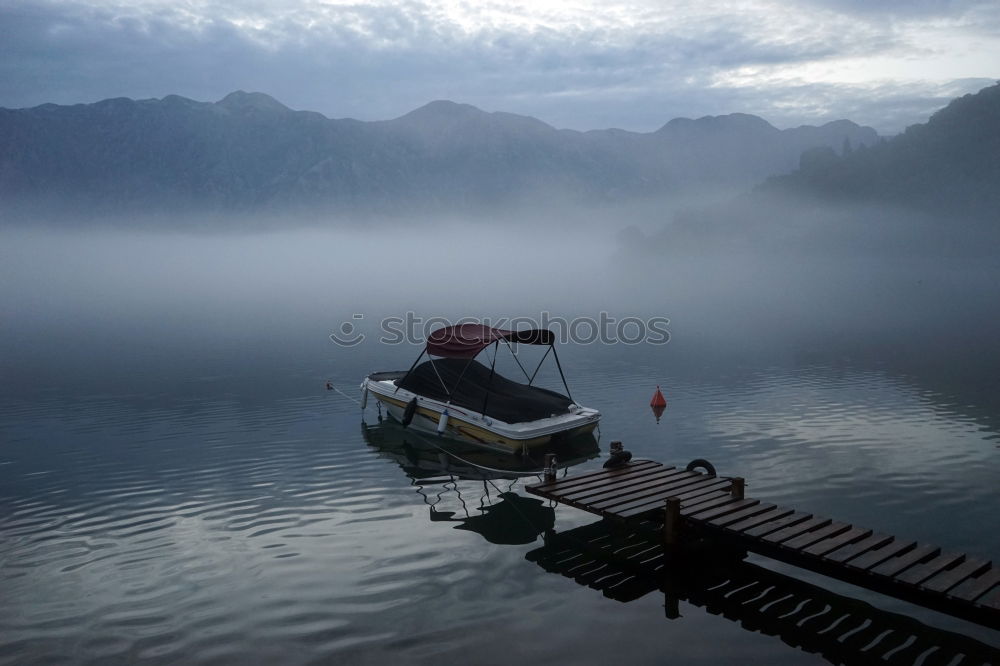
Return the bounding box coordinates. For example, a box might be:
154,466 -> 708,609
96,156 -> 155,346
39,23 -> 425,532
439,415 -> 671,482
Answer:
663,578 -> 681,620
731,477 -> 745,500
663,497 -> 681,547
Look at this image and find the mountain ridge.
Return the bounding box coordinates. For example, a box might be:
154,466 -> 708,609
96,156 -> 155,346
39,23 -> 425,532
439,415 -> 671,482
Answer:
762,82 -> 1000,217
0,91 -> 881,219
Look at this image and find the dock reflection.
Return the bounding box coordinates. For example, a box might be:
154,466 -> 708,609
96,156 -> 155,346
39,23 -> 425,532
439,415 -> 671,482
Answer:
527,520 -> 1000,665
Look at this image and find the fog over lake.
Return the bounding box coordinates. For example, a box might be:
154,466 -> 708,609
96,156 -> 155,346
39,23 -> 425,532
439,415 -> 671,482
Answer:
3,190 -> 1000,666
6,196 -> 997,396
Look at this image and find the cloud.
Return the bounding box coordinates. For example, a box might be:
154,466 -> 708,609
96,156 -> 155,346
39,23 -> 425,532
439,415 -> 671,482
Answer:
792,0 -> 997,17
0,0 -> 997,133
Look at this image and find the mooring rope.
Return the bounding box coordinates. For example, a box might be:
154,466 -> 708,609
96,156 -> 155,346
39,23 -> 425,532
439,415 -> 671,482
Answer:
328,382 -> 362,406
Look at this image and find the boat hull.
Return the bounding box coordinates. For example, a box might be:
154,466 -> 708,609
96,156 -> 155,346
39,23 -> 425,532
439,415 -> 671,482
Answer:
361,419 -> 600,479
363,376 -> 600,454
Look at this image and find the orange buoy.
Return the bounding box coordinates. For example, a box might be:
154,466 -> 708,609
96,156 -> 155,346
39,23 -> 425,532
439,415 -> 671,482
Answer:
650,386 -> 667,424
650,386 -> 666,408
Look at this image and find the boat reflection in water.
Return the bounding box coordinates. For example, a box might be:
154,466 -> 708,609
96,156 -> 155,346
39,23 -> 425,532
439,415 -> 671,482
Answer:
361,418 -> 599,545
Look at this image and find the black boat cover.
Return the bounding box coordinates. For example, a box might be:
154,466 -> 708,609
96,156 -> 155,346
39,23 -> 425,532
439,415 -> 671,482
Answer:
396,358 -> 574,424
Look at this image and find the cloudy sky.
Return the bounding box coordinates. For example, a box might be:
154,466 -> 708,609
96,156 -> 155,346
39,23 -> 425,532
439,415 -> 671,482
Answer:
1,0 -> 997,133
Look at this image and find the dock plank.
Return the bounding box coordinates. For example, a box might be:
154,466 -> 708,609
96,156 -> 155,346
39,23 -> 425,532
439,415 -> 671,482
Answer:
678,489 -> 732,508
761,517 -> 832,545
894,552 -> 965,587
528,460 -> 662,493
590,475 -> 714,511
559,467 -> 692,502
678,489 -> 733,509
781,521 -> 851,552
744,512 -> 813,539
688,498 -> 760,522
726,507 -> 794,533
949,567 -> 1000,603
595,482 -> 726,516
846,538 -> 915,572
679,493 -> 741,517
588,474 -> 716,510
977,585 -> 1000,611
619,490 -> 729,520
823,532 -> 893,564
672,479 -> 734,502
616,490 -> 731,520
708,503 -> 777,528
525,460 -> 660,492
921,557 -> 991,594
552,467 -> 680,500
802,526 -> 873,558
869,544 -> 940,578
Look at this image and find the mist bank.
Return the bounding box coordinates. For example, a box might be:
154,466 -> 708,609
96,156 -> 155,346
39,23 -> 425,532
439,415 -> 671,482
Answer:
3,218 -> 999,452
617,193 -> 1000,390
616,81 -> 1000,365
626,194 -> 1000,260
0,91 -> 876,224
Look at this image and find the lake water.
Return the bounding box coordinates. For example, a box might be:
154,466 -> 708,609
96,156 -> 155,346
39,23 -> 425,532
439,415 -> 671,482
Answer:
2,228 -> 999,664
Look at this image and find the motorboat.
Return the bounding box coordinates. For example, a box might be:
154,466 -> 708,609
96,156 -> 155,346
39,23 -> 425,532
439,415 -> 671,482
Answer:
361,323 -> 601,454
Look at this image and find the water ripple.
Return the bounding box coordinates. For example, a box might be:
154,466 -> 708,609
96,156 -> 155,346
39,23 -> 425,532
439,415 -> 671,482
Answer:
2,360 -> 999,664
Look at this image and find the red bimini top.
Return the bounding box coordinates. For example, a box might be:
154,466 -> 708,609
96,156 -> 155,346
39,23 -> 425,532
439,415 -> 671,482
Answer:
425,324 -> 554,359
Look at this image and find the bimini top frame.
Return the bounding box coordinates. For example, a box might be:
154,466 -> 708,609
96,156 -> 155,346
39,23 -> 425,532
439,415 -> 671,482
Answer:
394,323 -> 575,414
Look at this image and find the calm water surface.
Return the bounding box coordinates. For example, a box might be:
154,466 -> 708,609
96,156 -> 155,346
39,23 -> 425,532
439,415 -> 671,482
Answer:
2,230 -> 999,664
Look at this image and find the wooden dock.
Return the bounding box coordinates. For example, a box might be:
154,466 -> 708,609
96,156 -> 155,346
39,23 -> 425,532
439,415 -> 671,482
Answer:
527,520 -> 1000,664
525,459 -> 1000,630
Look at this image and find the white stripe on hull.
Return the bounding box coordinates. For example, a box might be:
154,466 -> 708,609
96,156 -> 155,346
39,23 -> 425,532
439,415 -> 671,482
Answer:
364,377 -> 600,454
